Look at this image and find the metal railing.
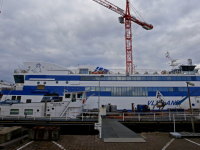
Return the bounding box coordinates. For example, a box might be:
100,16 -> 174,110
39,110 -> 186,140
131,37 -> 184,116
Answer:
0,110 -> 199,122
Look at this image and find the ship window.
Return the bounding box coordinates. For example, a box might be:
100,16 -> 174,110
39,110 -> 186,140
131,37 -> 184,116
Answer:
147,76 -> 152,80
183,87 -> 187,92
52,108 -> 54,110
148,87 -> 153,91
197,100 -> 199,103
132,76 -> 137,80
80,69 -> 88,74
85,87 -> 90,91
37,85 -> 45,89
163,87 -> 168,91
11,96 -> 16,100
181,76 -> 187,81
166,76 -> 171,80
153,87 -> 157,92
37,82 -> 40,84
158,87 -> 163,91
65,94 -> 71,98
26,99 -> 32,103
59,97 -> 63,101
152,77 -> 157,81
196,77 -> 200,81
91,87 -> 95,91
106,87 -> 112,91
177,77 -> 182,81
72,94 -> 76,99
142,77 -> 147,81
168,87 -> 173,92
127,76 -> 131,80
162,76 -> 167,80
101,87 -> 106,91
171,77 -> 176,81
178,87 -> 184,92
95,87 -> 100,91
157,76 -> 162,81
66,81 -> 68,84
37,109 -> 39,112
10,109 -> 19,115
56,81 -> 59,84
111,77 -> 117,80
14,75 -> 24,84
17,96 -> 21,101
136,77 -> 141,80
117,87 -> 122,96
132,87 -> 135,95
24,109 -> 33,115
122,77 -> 126,81
122,87 -> 126,96
43,82 -> 46,84
186,76 -> 191,81
77,94 -> 82,98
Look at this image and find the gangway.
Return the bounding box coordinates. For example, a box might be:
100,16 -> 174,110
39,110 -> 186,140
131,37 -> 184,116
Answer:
101,119 -> 145,142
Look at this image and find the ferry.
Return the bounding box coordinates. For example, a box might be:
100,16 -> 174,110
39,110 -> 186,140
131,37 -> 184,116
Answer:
0,54 -> 200,118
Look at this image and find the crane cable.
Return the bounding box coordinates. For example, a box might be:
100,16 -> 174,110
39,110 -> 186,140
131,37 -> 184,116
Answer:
129,2 -> 145,22
0,0 -> 3,13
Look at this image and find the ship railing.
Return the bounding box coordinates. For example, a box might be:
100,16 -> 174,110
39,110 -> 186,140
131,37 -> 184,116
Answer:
1,87 -> 23,91
0,111 -> 199,122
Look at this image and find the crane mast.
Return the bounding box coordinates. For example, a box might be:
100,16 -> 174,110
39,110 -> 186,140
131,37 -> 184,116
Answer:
93,0 -> 153,74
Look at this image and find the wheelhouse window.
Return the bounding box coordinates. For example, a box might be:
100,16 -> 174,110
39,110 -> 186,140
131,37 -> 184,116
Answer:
24,109 -> 33,115
10,109 -> 19,115
80,69 -> 88,74
11,96 -> 16,100
26,99 -> 32,103
77,94 -> 82,98
65,94 -> 71,98
14,75 -> 24,83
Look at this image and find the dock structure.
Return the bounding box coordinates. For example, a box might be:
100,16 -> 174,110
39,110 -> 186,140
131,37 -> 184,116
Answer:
102,119 -> 145,142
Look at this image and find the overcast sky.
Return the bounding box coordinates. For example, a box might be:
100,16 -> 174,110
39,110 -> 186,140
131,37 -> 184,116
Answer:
0,0 -> 200,83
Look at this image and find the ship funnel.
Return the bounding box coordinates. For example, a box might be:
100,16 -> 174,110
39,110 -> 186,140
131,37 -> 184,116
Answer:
188,59 -> 192,65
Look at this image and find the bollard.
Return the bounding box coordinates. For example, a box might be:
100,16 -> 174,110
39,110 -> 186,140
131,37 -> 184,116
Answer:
138,113 -> 140,121
173,114 -> 175,133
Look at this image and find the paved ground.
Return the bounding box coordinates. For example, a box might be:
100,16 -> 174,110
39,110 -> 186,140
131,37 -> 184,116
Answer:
4,132 -> 200,150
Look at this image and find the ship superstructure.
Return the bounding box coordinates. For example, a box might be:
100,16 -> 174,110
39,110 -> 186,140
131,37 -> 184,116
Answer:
1,57 -> 200,115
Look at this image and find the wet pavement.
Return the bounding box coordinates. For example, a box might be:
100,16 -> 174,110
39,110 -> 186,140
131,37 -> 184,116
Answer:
4,132 -> 200,150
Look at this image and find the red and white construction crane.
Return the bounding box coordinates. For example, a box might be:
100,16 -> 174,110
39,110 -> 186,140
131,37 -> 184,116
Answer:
0,0 -> 3,13
93,0 -> 153,74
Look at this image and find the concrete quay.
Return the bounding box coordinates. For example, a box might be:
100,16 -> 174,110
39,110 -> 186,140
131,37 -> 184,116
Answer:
4,132 -> 200,150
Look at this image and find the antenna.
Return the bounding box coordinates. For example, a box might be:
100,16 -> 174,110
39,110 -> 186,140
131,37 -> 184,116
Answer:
165,51 -> 179,69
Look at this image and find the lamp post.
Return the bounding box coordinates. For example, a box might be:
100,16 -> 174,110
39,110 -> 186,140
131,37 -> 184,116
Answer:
98,75 -> 104,112
186,81 -> 195,133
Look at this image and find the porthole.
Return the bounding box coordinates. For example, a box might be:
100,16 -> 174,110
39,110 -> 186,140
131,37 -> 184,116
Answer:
47,109 -> 50,111
37,109 -> 39,112
44,82 -> 46,84
52,108 -> 54,110
66,81 -> 68,84
56,81 -> 59,84
37,82 -> 40,84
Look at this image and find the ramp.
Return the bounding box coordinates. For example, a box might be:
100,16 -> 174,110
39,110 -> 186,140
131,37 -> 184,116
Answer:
102,119 -> 145,142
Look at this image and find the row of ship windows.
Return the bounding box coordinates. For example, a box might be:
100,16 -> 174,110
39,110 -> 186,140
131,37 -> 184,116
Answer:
80,76 -> 199,81
85,87 -> 189,96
